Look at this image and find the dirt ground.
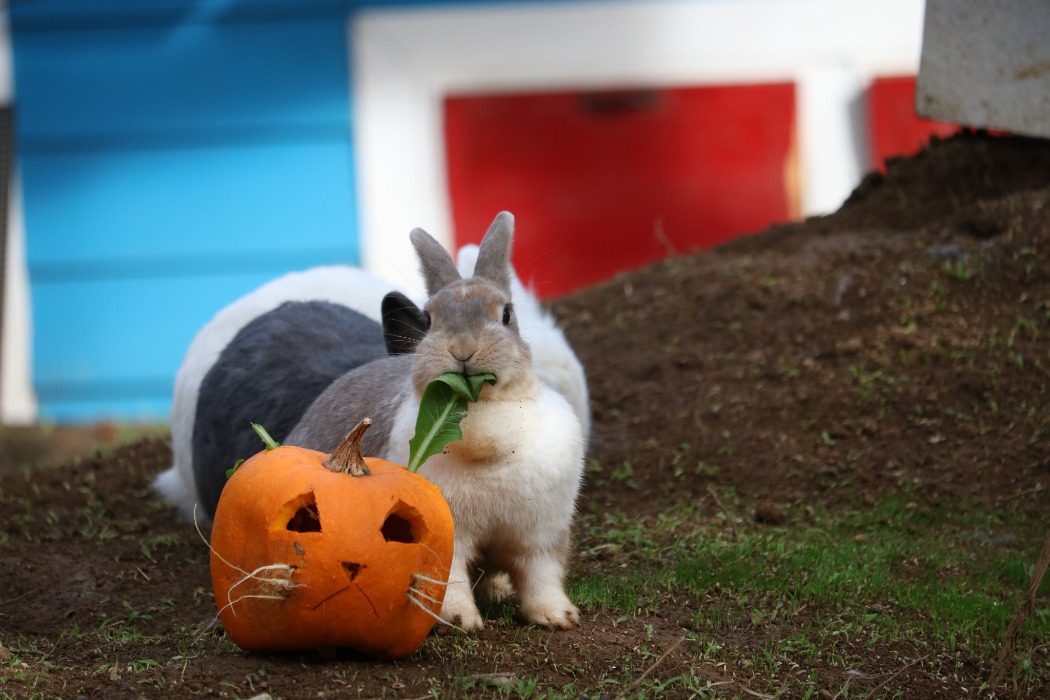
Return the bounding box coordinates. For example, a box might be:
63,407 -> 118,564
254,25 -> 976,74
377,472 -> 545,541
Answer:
1,132 -> 1049,698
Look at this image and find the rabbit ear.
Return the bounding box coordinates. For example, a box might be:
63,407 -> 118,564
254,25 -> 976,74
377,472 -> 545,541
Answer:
472,211 -> 514,293
411,227 -> 462,296
381,291 -> 427,355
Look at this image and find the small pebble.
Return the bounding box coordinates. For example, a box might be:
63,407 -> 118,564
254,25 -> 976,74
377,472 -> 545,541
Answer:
754,501 -> 787,525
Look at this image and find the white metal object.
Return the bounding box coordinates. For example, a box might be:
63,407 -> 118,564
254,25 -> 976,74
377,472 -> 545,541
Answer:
917,0 -> 1050,138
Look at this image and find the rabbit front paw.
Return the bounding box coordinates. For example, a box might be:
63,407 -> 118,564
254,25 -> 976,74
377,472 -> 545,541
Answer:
521,596 -> 580,629
441,594 -> 484,632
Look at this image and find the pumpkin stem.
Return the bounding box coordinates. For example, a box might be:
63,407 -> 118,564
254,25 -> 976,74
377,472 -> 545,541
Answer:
325,418 -> 373,476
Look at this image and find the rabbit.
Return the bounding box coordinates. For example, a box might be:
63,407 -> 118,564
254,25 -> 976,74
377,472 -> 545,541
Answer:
153,266 -> 396,522
456,244 -> 591,441
285,212 -> 585,631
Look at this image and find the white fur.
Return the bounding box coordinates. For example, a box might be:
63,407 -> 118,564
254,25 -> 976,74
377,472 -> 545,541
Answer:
153,266 -> 396,521
385,382 -> 584,630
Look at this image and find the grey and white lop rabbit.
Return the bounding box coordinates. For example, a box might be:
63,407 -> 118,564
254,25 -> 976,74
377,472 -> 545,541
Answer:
286,212 -> 585,630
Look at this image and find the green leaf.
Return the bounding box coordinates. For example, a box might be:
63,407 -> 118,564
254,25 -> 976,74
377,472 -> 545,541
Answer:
225,458 -> 245,480
407,372 -> 496,472
226,423 -> 281,479
251,422 -> 280,451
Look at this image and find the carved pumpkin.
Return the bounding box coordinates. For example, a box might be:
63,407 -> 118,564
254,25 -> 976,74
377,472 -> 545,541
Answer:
209,419 -> 454,659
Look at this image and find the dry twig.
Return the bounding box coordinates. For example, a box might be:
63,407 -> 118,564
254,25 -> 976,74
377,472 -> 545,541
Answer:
991,529 -> 1050,689
617,636 -> 686,699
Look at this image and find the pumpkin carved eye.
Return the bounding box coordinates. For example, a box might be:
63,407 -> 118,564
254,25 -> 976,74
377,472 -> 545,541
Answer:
382,502 -> 423,543
280,494 -> 422,543
283,493 -> 322,533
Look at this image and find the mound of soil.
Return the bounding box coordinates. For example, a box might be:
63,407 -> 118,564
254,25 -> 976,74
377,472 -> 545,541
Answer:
2,131 -> 1048,698
561,132 -> 1050,521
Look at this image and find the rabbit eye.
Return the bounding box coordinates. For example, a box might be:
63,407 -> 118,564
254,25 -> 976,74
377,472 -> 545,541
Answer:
421,310 -> 432,330
502,304 -> 513,326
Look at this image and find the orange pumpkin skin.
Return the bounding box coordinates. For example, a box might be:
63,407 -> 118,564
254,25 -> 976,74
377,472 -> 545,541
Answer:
209,443 -> 453,659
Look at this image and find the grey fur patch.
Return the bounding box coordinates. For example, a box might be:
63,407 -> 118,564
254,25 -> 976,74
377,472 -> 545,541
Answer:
410,227 -> 462,296
284,354 -> 412,457
192,300 -> 387,518
473,211 -> 514,293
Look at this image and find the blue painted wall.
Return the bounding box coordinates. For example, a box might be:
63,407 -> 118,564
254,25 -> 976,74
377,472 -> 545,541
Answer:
10,0 -> 562,422
11,0 -> 363,421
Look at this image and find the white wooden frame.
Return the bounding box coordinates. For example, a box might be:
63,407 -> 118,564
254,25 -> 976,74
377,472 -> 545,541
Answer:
351,0 -> 926,291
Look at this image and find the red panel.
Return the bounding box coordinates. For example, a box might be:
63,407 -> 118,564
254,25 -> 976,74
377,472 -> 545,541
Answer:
868,76 -> 959,172
445,83 -> 797,298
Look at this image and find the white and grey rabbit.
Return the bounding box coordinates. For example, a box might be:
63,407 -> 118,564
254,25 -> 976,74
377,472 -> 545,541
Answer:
286,212 -> 585,630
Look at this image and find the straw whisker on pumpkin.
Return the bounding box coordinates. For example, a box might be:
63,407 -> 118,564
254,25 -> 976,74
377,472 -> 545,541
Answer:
407,573 -> 448,607
193,504 -> 253,580
406,587 -> 443,606
406,592 -> 463,632
406,576 -> 464,633
213,576 -> 302,636
415,543 -> 453,574
218,590 -> 292,616
193,504 -> 302,614
225,563 -> 300,609
411,571 -> 452,588
189,506 -> 294,642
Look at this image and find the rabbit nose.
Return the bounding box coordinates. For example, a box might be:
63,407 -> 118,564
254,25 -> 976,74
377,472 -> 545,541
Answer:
451,348 -> 476,363
449,341 -> 477,364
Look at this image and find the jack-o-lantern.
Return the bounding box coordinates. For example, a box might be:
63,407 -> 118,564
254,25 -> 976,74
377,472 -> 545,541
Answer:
209,419 -> 453,659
